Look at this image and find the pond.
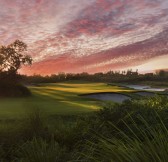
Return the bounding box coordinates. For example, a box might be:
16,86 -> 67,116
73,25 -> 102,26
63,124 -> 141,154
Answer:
125,85 -> 167,92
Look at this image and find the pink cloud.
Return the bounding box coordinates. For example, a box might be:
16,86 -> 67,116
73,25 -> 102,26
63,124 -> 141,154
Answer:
1,0 -> 168,75
21,29 -> 168,75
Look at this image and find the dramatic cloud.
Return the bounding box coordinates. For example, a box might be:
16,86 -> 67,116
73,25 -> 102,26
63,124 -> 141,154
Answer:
0,0 -> 168,74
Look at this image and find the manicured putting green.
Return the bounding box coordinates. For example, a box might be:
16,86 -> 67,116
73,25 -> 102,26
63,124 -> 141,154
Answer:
0,81 -> 134,119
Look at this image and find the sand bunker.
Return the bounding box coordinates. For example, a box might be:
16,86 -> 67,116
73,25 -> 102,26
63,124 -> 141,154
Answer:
82,93 -> 130,103
134,92 -> 155,97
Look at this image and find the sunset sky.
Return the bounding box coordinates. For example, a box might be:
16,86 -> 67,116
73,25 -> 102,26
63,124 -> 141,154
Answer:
0,0 -> 168,75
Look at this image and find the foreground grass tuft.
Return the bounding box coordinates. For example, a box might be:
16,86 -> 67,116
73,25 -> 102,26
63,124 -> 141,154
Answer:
77,114 -> 168,162
16,138 -> 69,162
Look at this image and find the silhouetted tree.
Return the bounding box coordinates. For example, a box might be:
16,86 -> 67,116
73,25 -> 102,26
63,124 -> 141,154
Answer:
0,40 -> 32,97
0,40 -> 32,75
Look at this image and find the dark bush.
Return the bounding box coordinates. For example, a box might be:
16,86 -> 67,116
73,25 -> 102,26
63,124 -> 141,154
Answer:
0,82 -> 31,97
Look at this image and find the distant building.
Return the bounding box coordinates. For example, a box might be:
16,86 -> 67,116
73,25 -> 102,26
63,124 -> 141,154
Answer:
145,73 -> 154,77
155,69 -> 168,76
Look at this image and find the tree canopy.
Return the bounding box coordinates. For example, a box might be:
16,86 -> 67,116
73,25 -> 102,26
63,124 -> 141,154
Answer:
0,40 -> 32,75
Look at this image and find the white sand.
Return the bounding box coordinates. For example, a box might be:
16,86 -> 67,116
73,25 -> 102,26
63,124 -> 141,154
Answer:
84,93 -> 130,103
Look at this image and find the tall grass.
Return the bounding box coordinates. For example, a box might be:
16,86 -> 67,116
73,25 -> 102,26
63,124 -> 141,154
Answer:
77,113 -> 168,162
15,138 -> 69,162
0,108 -> 90,161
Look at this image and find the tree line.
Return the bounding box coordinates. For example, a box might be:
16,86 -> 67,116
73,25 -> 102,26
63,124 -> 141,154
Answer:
22,69 -> 168,84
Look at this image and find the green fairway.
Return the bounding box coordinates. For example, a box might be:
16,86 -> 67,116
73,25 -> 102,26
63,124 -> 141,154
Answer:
0,81 -> 134,119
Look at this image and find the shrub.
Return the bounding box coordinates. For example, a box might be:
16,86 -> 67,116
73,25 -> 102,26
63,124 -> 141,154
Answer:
0,82 -> 31,97
97,96 -> 168,136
